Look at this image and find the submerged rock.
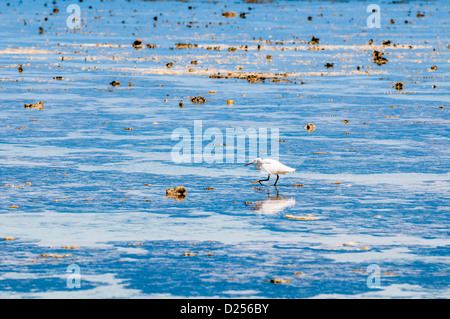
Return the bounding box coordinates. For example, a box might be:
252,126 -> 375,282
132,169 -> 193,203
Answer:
61,245 -> 79,250
132,39 -> 144,50
166,186 -> 187,201
24,101 -> 44,110
246,74 -> 264,83
222,11 -> 237,18
308,36 -> 320,45
304,123 -> 316,132
191,96 -> 206,104
182,252 -> 197,256
372,50 -> 388,65
267,278 -> 291,284
285,214 -> 320,220
175,43 -> 198,49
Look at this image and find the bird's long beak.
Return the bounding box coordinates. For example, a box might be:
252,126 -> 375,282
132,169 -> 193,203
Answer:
244,161 -> 253,166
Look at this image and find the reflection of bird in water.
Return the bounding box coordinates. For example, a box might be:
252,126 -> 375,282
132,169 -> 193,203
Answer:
253,187 -> 295,215
245,158 -> 295,186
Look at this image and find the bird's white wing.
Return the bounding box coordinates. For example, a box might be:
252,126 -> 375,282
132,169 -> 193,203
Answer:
260,163 -> 277,175
261,159 -> 295,175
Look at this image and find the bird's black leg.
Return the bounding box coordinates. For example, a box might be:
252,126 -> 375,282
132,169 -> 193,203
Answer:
273,175 -> 280,186
257,174 -> 270,185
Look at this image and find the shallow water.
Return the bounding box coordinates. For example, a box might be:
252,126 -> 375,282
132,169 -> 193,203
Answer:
0,0 -> 449,298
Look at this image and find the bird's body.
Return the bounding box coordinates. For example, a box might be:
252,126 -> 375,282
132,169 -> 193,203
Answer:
245,158 -> 295,186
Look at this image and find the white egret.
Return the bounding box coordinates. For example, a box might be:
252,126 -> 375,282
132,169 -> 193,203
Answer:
244,158 -> 295,186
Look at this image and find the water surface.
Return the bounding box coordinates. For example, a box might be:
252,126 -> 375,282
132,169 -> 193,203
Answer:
0,0 -> 449,298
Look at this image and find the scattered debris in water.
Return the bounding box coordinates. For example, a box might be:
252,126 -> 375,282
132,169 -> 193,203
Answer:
304,123 -> 316,132
132,39 -> 144,50
372,50 -> 388,65
24,102 -> 44,110
175,43 -> 198,49
267,278 -> 291,284
222,11 -> 237,18
191,96 -> 206,104
61,245 -> 79,250
41,253 -> 72,258
308,36 -> 320,45
166,186 -> 187,201
285,214 -> 319,220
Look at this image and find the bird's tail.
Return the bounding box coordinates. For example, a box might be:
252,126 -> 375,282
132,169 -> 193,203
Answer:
286,166 -> 296,173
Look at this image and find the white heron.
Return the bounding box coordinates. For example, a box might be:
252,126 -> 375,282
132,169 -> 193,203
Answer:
244,158 -> 295,186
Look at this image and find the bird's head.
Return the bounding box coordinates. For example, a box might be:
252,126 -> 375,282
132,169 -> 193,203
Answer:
244,158 -> 262,166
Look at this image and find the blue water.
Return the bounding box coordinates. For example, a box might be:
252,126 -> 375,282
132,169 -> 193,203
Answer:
0,0 -> 449,298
